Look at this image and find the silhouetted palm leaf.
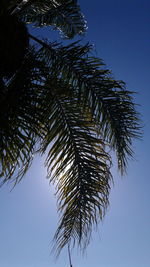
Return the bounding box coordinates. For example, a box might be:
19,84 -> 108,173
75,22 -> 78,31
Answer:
8,0 -> 86,38
0,47 -> 47,185
21,0 -> 86,38
36,40 -> 141,173
40,91 -> 112,254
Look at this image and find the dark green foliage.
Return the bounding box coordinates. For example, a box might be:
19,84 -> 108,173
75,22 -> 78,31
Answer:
0,0 -> 141,255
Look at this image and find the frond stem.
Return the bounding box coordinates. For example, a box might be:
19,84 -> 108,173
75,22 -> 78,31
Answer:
29,34 -> 53,49
68,244 -> 73,267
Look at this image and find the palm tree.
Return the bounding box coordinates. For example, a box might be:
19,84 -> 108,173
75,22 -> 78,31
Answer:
0,0 -> 141,255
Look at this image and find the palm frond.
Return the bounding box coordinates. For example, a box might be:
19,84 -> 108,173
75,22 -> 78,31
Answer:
38,80 -> 112,254
34,39 -> 141,173
0,46 -> 48,185
0,36 -> 141,251
12,0 -> 86,38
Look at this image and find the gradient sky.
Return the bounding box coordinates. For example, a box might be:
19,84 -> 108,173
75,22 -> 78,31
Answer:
1,0 -> 150,266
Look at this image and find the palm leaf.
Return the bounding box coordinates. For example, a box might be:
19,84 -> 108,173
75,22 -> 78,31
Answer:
38,80 -> 112,254
0,46 -> 48,185
33,39 -> 141,173
10,0 -> 86,38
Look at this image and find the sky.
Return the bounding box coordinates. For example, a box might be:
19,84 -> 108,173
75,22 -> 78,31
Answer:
0,0 -> 150,266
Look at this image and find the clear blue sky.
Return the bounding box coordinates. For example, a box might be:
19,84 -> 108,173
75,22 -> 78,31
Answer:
1,0 -> 150,266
